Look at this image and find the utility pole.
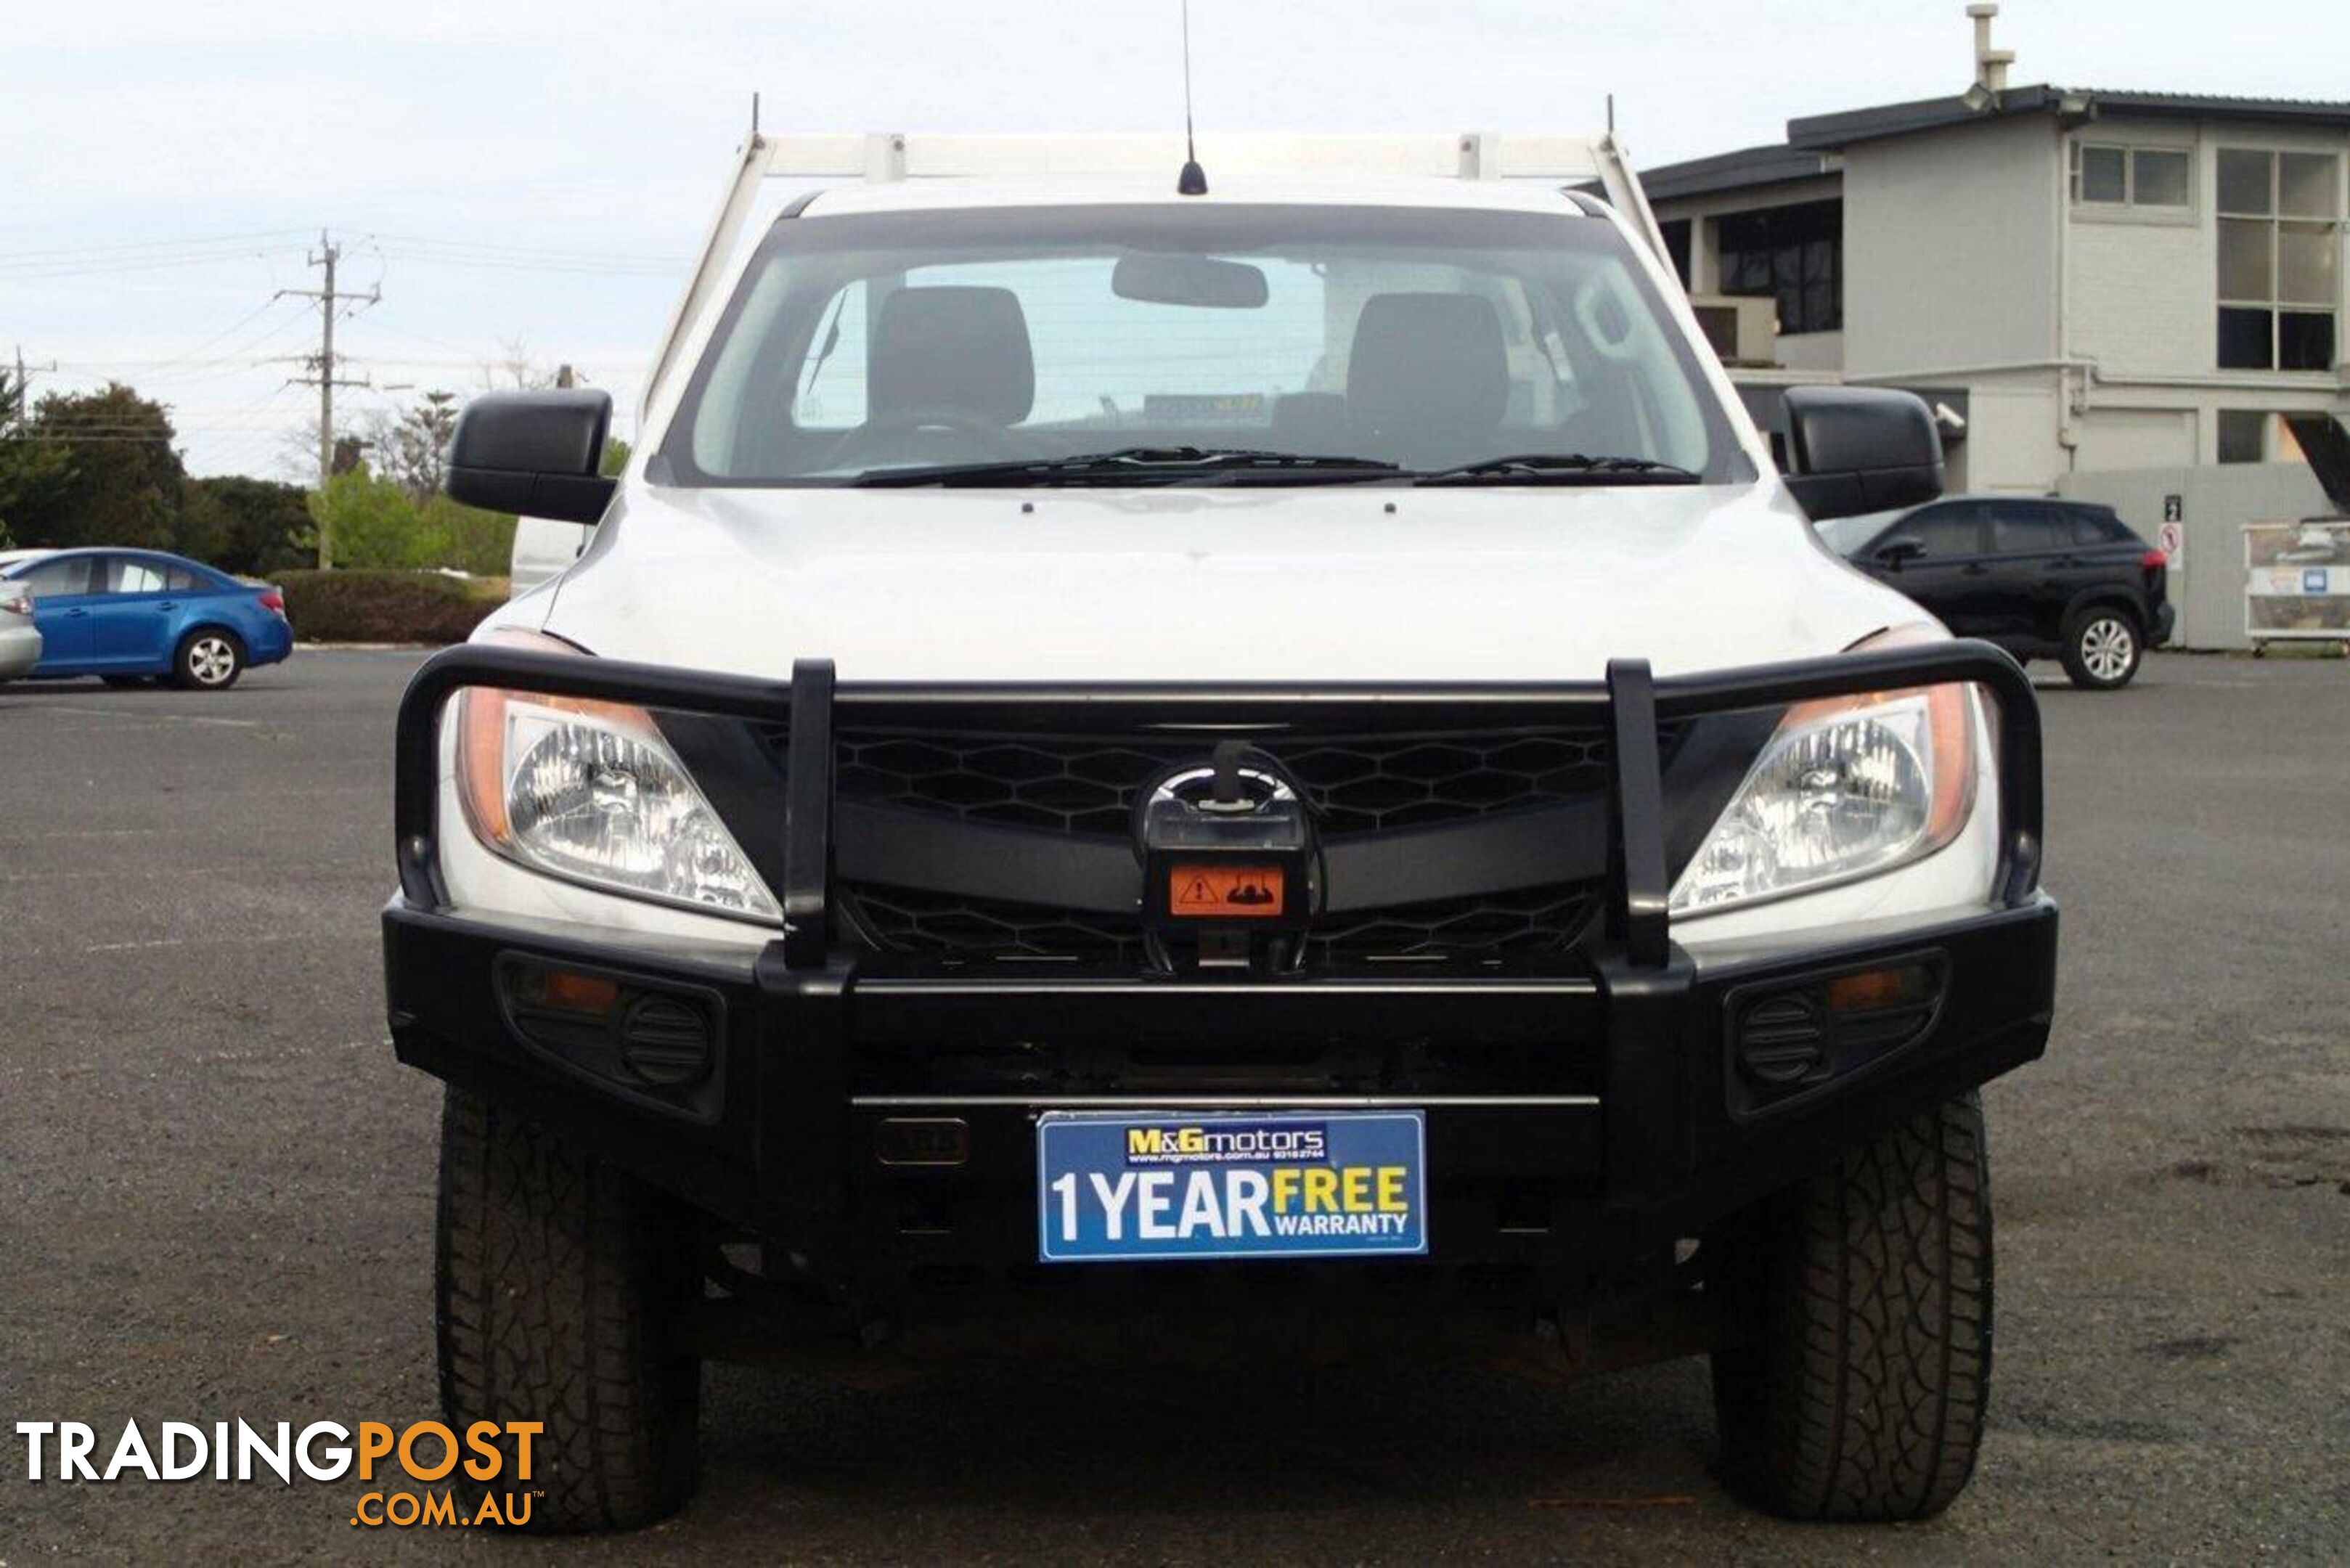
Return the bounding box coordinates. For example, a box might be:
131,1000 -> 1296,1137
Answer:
278,231 -> 378,568
11,346 -> 56,421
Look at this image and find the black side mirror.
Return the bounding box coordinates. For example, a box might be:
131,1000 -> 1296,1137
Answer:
445,390 -> 617,525
1874,535 -> 1925,568
1780,386 -> 1944,522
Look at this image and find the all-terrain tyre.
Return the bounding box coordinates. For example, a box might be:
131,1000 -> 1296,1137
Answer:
436,1087 -> 702,1532
2057,605 -> 2140,689
1708,1093 -> 1992,1522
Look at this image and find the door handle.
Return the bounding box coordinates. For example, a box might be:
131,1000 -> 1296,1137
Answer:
1961,563 -> 1991,576
64,607 -> 89,617
157,600 -> 179,611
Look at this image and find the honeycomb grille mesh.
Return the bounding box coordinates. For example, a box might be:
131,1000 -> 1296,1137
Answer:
823,722 -> 1628,971
836,727 -> 1612,837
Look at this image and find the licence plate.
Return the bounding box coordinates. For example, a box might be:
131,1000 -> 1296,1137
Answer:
1037,1109 -> 1427,1263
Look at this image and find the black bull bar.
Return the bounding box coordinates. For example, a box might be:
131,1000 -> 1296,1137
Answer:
385,640 -> 2049,1262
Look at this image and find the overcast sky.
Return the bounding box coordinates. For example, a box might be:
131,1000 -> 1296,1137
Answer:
8,0 -> 2343,478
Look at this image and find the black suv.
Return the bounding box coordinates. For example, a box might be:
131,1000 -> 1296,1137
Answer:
1824,496 -> 2174,688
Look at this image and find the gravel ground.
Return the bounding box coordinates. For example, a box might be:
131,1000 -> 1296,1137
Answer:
1,649 -> 2344,1561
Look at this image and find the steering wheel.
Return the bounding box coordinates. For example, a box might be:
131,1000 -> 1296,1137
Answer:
826,408 -> 1027,470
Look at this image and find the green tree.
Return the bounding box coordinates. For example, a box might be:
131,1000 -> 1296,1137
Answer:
306,467 -> 521,575
418,496 -> 518,576
178,475 -> 315,574
0,369 -> 78,547
10,385 -> 185,550
309,468 -> 430,569
600,436 -> 632,477
369,390 -> 461,507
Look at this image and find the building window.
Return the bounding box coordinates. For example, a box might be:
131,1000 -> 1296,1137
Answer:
2218,409 -> 2274,463
2070,143 -> 2192,208
2216,149 -> 2341,371
1716,199 -> 1842,335
1659,219 -> 1692,290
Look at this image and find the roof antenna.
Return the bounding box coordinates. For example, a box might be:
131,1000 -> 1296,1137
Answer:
1177,0 -> 1208,195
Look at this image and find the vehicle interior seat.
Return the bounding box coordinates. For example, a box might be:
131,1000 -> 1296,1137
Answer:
1346,292 -> 1509,470
843,285 -> 1037,464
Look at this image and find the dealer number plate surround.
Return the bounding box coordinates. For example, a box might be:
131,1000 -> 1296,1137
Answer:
1036,1109 -> 1428,1263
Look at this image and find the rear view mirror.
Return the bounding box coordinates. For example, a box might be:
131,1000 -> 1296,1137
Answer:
1874,535 -> 1925,568
1111,253 -> 1269,310
1780,387 -> 1944,523
445,390 -> 617,525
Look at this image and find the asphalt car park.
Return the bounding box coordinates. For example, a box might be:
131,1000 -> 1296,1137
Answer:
2,650 -> 2345,1561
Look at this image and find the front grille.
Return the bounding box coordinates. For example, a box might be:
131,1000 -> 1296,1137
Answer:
1300,887 -> 1601,966
844,885 -> 1148,966
841,882 -> 1600,968
807,720 -> 1639,972
836,727 -> 1614,837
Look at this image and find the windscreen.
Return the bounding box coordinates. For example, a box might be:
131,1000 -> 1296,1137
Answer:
656,203 -> 1744,486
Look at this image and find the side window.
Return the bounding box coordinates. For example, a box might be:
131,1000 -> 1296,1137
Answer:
105,558 -> 168,595
165,566 -> 203,592
1899,507 -> 1983,559
16,559 -> 91,599
1988,508 -> 2060,555
2068,509 -> 2129,546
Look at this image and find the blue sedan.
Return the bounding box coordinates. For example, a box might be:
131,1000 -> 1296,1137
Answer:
0,548 -> 293,690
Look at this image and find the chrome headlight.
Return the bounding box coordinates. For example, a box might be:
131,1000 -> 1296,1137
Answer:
1672,632 -> 1977,916
455,659 -> 780,923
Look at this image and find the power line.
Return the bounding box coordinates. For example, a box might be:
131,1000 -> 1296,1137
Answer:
120,295 -> 287,375
0,227 -> 315,264
54,314 -> 317,393
357,230 -> 687,267
364,247 -> 677,279
0,243 -> 313,281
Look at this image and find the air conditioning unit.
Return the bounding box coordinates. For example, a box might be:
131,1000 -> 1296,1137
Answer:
1689,294 -> 1779,367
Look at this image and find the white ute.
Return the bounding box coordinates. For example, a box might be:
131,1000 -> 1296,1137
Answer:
388,134 -> 2057,1531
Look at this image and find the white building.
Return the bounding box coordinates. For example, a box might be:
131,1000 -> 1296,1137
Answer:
1644,8 -> 2350,501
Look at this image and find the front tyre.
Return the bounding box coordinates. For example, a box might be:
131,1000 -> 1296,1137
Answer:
172,629 -> 245,690
436,1088 -> 701,1532
1709,1093 -> 1992,1522
2059,608 -> 2140,689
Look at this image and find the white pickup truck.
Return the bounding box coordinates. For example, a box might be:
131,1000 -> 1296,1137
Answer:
385,134 -> 2055,1531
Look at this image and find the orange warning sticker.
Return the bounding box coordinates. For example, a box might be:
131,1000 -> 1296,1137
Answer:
1168,865 -> 1286,919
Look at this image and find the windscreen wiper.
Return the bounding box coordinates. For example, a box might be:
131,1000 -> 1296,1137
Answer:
847,446 -> 1403,488
1412,453 -> 1702,486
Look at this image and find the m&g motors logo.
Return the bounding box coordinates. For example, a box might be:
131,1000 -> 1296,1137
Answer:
1125,1122 -> 1329,1166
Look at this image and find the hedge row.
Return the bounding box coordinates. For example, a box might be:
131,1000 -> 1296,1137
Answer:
278,570 -> 503,645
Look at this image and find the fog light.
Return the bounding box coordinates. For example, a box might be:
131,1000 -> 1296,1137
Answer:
1735,992 -> 1828,1085
494,955 -> 724,1115
619,995 -> 713,1086
1726,952 -> 1949,1118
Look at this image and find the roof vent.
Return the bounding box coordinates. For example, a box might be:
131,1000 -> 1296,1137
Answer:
1967,4 -> 2015,94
